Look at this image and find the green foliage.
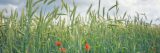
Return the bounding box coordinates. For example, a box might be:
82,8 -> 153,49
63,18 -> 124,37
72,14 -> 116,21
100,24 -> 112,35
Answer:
0,0 -> 160,53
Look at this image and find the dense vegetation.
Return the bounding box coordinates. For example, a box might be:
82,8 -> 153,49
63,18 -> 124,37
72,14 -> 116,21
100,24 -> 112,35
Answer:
0,0 -> 160,53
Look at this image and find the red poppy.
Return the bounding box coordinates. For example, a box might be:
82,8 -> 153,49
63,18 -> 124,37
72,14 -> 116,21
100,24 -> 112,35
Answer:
85,43 -> 90,51
55,41 -> 62,46
59,48 -> 66,53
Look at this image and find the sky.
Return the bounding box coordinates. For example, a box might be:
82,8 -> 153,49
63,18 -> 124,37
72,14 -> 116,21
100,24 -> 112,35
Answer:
0,0 -> 160,24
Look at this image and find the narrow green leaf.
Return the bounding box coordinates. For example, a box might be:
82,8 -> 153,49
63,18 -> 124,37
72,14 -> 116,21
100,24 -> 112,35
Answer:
87,4 -> 92,14
47,0 -> 56,5
122,11 -> 127,19
108,5 -> 116,11
44,0 -> 48,4
102,7 -> 105,18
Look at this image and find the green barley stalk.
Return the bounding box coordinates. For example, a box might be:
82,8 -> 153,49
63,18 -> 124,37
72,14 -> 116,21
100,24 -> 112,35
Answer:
0,0 -> 159,53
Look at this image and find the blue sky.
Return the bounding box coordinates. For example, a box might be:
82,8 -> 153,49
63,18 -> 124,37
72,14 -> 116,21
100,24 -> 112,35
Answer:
0,0 -> 160,24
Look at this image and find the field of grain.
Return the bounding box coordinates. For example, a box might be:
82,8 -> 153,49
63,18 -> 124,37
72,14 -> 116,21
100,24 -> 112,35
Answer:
0,0 -> 160,53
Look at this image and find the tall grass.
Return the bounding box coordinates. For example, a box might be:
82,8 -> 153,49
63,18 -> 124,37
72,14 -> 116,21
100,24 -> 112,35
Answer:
0,0 -> 160,53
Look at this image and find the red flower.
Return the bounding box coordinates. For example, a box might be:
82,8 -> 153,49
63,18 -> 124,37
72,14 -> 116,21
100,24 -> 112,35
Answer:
85,42 -> 90,51
55,41 -> 62,46
59,48 -> 66,53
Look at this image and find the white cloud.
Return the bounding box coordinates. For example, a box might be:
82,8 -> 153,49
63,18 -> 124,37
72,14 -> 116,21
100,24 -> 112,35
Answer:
8,4 -> 18,10
72,0 -> 160,24
0,0 -> 25,16
0,0 -> 159,24
0,4 -> 17,10
0,4 -> 18,16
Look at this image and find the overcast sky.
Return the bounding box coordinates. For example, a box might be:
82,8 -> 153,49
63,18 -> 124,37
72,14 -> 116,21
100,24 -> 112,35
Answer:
0,0 -> 160,24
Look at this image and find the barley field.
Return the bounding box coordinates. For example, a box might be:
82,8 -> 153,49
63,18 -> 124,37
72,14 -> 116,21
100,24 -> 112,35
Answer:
0,0 -> 160,53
